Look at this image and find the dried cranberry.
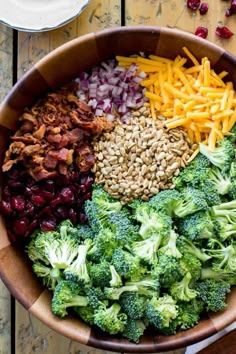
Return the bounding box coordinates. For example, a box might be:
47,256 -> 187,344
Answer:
68,208 -> 77,225
13,217 -> 29,236
216,25 -> 234,39
51,196 -> 63,208
231,0 -> 236,11
187,0 -> 201,10
225,7 -> 234,16
27,220 -> 39,234
40,217 -> 57,232
79,212 -> 88,224
31,185 -> 41,194
8,180 -> 23,190
199,2 -> 208,15
60,187 -> 75,203
24,201 -> 35,216
44,179 -> 55,193
11,196 -> 26,211
195,26 -> 208,38
54,206 -> 68,220
40,190 -> 54,201
31,195 -> 46,207
0,201 -> 12,215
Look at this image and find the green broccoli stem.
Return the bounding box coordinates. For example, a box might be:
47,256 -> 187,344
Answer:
109,265 -> 122,287
212,201 -> 236,217
63,295 -> 88,308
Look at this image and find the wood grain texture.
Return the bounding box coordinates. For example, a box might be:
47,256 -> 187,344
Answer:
125,0 -> 236,56
0,23 -> 12,354
17,0 -> 121,79
15,1 -> 122,353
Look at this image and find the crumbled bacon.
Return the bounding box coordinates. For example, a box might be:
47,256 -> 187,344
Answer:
2,86 -> 113,181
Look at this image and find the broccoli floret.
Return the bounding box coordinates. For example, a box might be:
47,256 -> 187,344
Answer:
148,189 -> 181,217
88,228 -> 118,261
88,259 -> 111,288
199,180 -> 222,207
196,279 -> 230,312
173,154 -> 210,190
199,139 -> 235,171
177,236 -> 211,263
159,230 -> 182,259
34,230 -> 78,269
104,285 -> 138,300
59,219 -> 81,240
64,244 -> 90,284
174,187 -> 208,218
170,272 -> 198,302
120,292 -> 146,320
208,167 -> 232,195
125,276 -> 160,298
109,265 -> 122,287
112,248 -> 146,281
122,319 -> 146,343
167,301 -> 201,334
32,262 -> 62,290
84,286 -> 104,309
107,210 -> 139,245
201,267 -> 236,285
27,232 -> 51,265
145,295 -> 178,330
74,305 -> 95,326
204,239 -> 236,273
76,224 -> 96,241
131,202 -> 172,239
132,235 -> 162,264
177,211 -> 215,241
85,186 -> 122,233
152,254 -> 182,288
214,215 -> 236,241
212,200 -> 236,219
51,280 -> 88,317
179,253 -> 202,280
94,303 -> 127,335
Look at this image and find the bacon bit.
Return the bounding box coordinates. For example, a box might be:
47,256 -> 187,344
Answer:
33,124 -> 46,140
195,26 -> 208,39
216,25 -> 234,39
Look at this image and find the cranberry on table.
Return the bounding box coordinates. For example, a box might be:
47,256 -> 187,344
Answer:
187,0 -> 201,10
199,2 -> 209,15
195,26 -> 208,38
216,25 -> 234,39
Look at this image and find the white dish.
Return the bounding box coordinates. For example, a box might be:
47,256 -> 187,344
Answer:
0,0 -> 90,32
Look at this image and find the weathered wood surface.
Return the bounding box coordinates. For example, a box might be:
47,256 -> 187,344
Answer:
0,0 -> 234,353
0,23 -> 12,354
125,0 -> 236,56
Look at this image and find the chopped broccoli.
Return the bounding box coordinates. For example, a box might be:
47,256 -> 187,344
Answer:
109,265 -> 122,288
112,248 -> 146,281
174,187 -> 208,218
196,279 -> 230,312
88,259 -> 111,287
131,202 -> 172,239
208,167 -> 232,195
179,253 -> 202,280
159,230 -> 182,259
173,154 -> 210,190
204,239 -> 236,273
152,254 -> 182,288
84,286 -> 104,309
148,189 -> 181,217
51,280 -> 88,317
122,319 -> 146,343
132,235 -> 161,264
76,224 -> 96,241
107,210 -> 139,245
125,276 -> 160,298
200,267 -> 236,285
145,295 -> 178,330
34,230 -> 78,269
177,236 -> 211,263
213,215 -> 236,241
170,272 -> 198,302
211,200 -> 236,219
177,211 -> 215,241
88,227 -> 118,261
199,139 -> 235,171
120,292 -> 146,320
74,305 -> 95,326
32,262 -> 62,291
64,244 -> 90,284
94,303 -> 127,335
104,285 -> 138,300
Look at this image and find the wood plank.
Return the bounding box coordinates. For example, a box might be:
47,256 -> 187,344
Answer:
15,1 -> 122,353
125,0 -> 236,56
0,23 -> 13,354
17,0 -> 122,78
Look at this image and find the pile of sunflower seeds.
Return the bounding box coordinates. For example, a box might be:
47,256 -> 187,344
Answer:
92,105 -> 197,203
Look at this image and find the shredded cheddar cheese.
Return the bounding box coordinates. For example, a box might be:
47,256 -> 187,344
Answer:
116,48 -> 236,150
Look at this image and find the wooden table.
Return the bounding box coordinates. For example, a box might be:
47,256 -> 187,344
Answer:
1,1 -> 236,353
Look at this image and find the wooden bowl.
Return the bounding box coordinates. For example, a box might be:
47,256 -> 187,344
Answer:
0,26 -> 236,353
